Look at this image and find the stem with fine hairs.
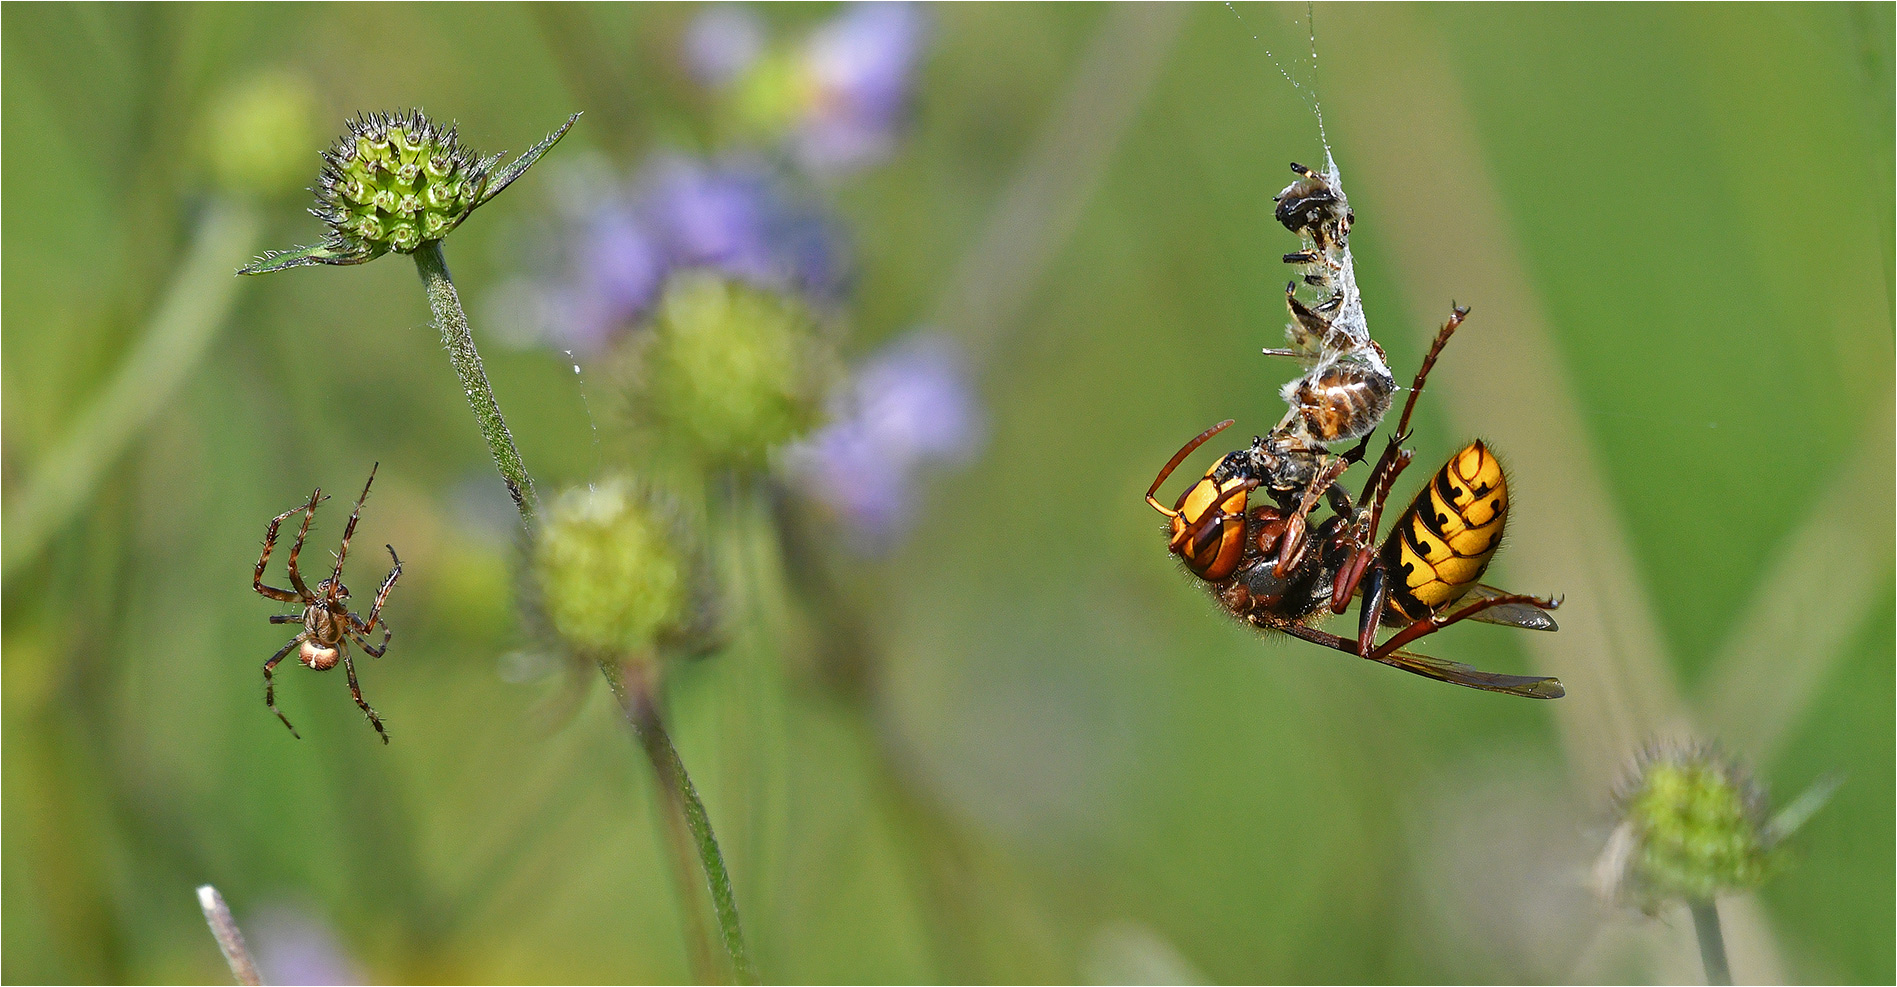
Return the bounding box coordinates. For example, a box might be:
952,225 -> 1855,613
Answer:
1690,899 -> 1733,986
599,658 -> 756,983
413,240 -> 538,526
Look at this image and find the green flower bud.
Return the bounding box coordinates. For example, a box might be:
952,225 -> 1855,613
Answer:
241,108 -> 580,275
533,479 -> 689,658
632,274 -> 831,472
730,49 -> 812,141
1602,744 -> 1774,911
201,71 -> 319,198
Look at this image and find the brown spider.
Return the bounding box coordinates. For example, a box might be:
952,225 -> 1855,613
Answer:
252,464 -> 402,743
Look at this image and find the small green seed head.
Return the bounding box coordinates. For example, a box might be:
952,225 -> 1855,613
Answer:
632,273 -> 831,472
533,479 -> 689,659
312,110 -> 493,260
1607,743 -> 1774,910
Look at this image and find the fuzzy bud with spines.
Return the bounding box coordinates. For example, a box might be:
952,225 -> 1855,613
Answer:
532,478 -> 692,660
626,273 -> 832,472
1597,743 -> 1776,912
241,108 -> 579,274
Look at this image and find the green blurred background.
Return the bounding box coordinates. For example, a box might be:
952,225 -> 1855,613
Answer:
4,3 -> 1892,983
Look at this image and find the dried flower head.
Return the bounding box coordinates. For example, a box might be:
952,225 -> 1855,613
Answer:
1596,743 -> 1774,911
533,478 -> 690,659
241,109 -> 579,274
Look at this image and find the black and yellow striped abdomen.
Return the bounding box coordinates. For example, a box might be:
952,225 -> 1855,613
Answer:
1379,441 -> 1506,623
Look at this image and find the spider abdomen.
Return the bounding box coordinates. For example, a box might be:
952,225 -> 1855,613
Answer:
299,639 -> 341,671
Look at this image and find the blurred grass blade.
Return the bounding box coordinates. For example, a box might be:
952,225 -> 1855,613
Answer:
934,3 -> 1187,364
1322,6 -> 1691,787
1765,773 -> 1845,846
1698,399 -> 1895,758
4,199 -> 261,579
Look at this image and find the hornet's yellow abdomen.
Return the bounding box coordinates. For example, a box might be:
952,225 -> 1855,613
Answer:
1379,441 -> 1506,623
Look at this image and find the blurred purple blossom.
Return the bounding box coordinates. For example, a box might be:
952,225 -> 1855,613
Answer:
784,331 -> 983,551
795,2 -> 927,174
492,154 -> 847,354
246,902 -> 364,986
684,5 -> 766,89
683,2 -> 928,176
641,154 -> 847,298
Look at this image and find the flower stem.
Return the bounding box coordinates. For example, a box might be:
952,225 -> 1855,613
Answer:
1690,899 -> 1732,986
600,658 -> 756,984
195,884 -> 261,986
412,241 -> 538,525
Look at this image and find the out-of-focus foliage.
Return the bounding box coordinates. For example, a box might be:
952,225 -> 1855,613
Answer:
3,4 -> 1890,984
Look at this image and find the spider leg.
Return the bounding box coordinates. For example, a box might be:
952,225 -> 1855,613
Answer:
353,545 -> 402,636
282,488 -> 324,600
254,496 -> 317,603
265,634 -> 304,739
268,613 -> 302,624
329,464 -> 378,608
350,623 -> 392,658
340,647 -> 390,744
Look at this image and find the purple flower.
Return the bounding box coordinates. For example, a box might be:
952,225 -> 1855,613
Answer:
539,202 -> 667,352
795,2 -> 928,174
246,902 -> 364,986
491,154 -> 846,353
681,3 -> 928,176
784,331 -> 983,550
640,153 -> 848,303
489,157 -> 670,353
684,5 -> 766,89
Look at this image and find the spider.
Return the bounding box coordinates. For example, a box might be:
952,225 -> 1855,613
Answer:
252,464 -> 402,743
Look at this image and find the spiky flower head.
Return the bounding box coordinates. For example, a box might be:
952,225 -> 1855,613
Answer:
1597,743 -> 1775,912
533,478 -> 692,660
241,109 -> 579,274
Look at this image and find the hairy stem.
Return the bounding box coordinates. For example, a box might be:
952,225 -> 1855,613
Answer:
195,885 -> 261,986
413,241 -> 538,525
600,659 -> 756,984
1690,899 -> 1732,986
